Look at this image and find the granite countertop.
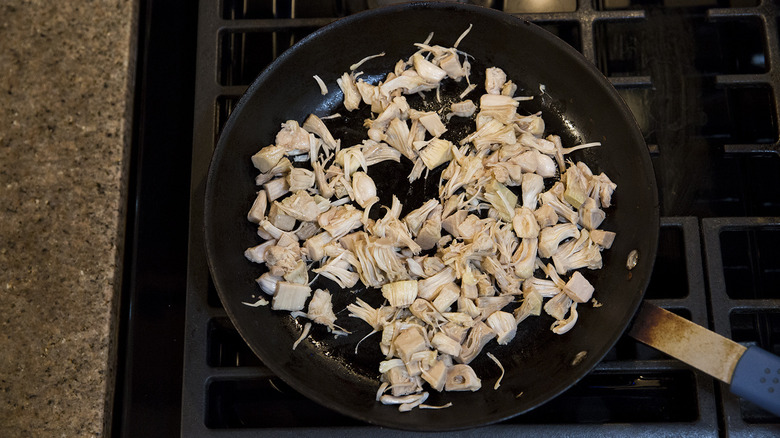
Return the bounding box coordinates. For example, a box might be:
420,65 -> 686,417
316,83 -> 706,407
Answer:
0,1 -> 138,436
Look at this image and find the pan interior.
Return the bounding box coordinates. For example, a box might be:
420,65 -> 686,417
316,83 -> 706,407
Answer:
204,2 -> 659,431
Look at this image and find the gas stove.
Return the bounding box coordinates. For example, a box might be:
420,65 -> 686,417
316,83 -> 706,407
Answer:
114,1 -> 780,436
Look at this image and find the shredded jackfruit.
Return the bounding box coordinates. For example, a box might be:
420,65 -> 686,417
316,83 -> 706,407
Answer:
241,297 -> 269,307
292,322 -> 312,350
313,75 -> 328,95
241,26 -> 618,413
486,352 -> 505,390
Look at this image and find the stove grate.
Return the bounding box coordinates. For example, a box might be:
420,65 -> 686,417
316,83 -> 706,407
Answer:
182,1 -> 780,436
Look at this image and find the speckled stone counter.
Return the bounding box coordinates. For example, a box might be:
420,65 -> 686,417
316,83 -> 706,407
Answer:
0,1 -> 137,436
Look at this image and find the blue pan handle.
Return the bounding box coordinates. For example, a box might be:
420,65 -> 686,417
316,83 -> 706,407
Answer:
730,346 -> 780,417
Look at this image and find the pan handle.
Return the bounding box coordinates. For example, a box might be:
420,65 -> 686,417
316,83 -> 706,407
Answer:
628,303 -> 780,417
731,346 -> 780,417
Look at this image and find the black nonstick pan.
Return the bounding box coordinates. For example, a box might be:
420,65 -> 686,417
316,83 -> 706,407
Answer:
204,2 -> 659,430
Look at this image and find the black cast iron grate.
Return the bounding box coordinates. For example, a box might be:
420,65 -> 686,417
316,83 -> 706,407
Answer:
182,0 -> 780,436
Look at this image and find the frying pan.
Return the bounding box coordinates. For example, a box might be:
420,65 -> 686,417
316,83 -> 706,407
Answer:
206,2 -> 692,430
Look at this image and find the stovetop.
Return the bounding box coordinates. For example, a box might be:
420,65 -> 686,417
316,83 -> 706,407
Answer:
114,0 -> 780,436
